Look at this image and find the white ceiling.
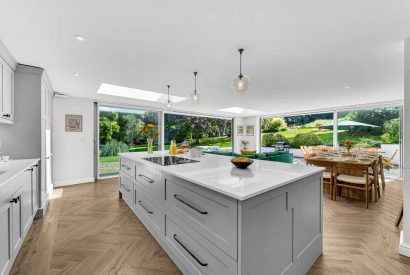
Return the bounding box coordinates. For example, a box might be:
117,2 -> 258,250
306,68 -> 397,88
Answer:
1,0 -> 409,117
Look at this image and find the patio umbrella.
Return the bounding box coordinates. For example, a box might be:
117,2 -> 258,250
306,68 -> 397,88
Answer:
320,120 -> 379,141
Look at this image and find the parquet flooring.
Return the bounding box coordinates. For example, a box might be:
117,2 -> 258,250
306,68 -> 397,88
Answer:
10,178 -> 410,275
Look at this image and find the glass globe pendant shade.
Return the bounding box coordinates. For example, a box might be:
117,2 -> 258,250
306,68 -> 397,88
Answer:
189,91 -> 202,105
232,75 -> 249,96
163,100 -> 173,112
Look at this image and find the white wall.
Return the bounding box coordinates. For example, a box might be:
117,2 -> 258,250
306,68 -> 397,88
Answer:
400,38 -> 410,257
233,116 -> 260,153
53,97 -> 95,187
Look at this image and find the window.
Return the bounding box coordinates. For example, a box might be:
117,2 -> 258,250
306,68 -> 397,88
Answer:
338,106 -> 401,178
261,112 -> 334,151
164,113 -> 232,150
98,105 -> 160,177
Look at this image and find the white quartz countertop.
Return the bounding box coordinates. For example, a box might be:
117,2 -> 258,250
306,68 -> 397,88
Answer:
0,159 -> 40,188
119,152 -> 324,200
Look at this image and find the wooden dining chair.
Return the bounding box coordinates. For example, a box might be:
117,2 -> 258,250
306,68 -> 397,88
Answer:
334,161 -> 374,208
300,146 -> 315,159
307,159 -> 334,199
383,149 -> 399,169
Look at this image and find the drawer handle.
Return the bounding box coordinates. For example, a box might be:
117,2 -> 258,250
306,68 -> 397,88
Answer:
174,195 -> 208,215
138,200 -> 153,214
121,164 -> 131,171
138,174 -> 154,183
173,234 -> 208,267
121,183 -> 130,192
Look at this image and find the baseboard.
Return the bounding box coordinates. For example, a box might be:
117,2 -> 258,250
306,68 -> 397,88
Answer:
400,231 -> 410,257
53,178 -> 95,187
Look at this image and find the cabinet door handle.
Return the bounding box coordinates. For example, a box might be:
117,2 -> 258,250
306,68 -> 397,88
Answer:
174,195 -> 208,215
121,164 -> 131,171
173,234 -> 208,267
10,198 -> 18,204
138,174 -> 154,183
138,201 -> 153,214
3,114 -> 10,118
26,168 -> 34,172
121,183 -> 130,192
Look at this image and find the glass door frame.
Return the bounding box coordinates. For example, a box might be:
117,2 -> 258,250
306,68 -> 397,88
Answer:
94,102 -> 162,180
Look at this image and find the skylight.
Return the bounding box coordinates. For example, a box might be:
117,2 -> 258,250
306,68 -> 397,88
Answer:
97,83 -> 187,103
219,107 -> 263,115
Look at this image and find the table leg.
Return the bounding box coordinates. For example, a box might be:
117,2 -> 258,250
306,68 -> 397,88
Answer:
379,155 -> 386,190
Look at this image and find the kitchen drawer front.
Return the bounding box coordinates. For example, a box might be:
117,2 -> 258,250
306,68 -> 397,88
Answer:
165,214 -> 237,275
119,157 -> 135,179
134,183 -> 162,233
135,163 -> 163,199
119,172 -> 133,207
165,175 -> 238,260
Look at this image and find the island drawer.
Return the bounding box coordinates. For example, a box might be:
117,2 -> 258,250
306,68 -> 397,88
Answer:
165,214 -> 237,275
135,163 -> 163,198
134,183 -> 162,233
119,171 -> 133,207
165,175 -> 238,260
119,157 -> 135,179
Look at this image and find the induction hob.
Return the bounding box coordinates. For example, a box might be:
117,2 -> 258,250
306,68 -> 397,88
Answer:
142,156 -> 199,166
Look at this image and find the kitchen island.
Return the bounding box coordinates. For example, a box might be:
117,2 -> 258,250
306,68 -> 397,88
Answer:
119,152 -> 324,275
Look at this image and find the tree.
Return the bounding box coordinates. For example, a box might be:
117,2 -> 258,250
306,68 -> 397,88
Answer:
123,115 -> 141,145
382,118 -> 400,143
261,118 -> 287,133
99,112 -> 120,144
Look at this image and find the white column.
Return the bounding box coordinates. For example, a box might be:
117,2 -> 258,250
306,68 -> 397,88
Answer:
400,37 -> 410,257
333,111 -> 339,149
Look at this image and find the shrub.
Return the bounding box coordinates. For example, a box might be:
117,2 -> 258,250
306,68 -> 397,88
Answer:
353,138 -> 381,148
261,118 -> 287,133
290,133 -> 321,148
100,139 -> 128,157
382,118 -> 400,143
304,119 -> 332,128
262,133 -> 289,147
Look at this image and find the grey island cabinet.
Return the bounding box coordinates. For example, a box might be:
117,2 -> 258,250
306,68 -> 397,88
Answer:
118,152 -> 324,275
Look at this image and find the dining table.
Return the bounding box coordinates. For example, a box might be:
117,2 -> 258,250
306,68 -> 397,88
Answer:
306,152 -> 385,201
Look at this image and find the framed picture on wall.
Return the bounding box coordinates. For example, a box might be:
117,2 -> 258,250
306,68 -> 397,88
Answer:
246,125 -> 254,136
65,114 -> 83,132
237,125 -> 244,136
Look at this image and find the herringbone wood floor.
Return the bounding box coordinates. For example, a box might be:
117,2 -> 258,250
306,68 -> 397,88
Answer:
10,178 -> 410,275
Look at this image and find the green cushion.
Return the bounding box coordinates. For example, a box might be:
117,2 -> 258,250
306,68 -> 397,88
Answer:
254,153 -> 267,159
262,154 -> 293,164
277,151 -> 291,155
266,151 -> 280,157
215,151 -> 234,156
236,154 -> 256,159
203,150 -> 216,154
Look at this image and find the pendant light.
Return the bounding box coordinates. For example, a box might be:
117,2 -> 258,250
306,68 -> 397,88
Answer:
189,71 -> 202,105
232,48 -> 249,96
163,85 -> 173,112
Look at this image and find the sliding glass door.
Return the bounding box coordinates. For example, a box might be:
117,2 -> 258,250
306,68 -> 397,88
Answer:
97,105 -> 160,178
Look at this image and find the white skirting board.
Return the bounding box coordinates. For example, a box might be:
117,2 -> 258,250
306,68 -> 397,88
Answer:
53,178 -> 96,187
400,231 -> 410,257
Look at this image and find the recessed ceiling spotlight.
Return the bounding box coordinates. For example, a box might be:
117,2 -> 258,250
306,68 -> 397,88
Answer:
74,35 -> 85,41
345,85 -> 351,89
73,73 -> 80,77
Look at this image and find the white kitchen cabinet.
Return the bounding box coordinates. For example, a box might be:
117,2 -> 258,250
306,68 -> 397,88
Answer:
2,63 -> 14,123
0,159 -> 40,275
0,57 -> 14,124
0,203 -> 12,275
21,169 -> 33,238
10,188 -> 22,262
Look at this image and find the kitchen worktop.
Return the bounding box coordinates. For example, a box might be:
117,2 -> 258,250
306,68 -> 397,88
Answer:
0,159 -> 40,187
119,152 -> 323,200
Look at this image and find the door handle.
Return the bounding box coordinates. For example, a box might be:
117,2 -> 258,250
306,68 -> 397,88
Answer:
138,174 -> 154,183
174,194 -> 208,215
173,234 -> 208,267
138,201 -> 153,214
121,164 -> 131,171
10,198 -> 18,204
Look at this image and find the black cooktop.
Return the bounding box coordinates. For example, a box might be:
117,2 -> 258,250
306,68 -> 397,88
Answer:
142,156 -> 199,166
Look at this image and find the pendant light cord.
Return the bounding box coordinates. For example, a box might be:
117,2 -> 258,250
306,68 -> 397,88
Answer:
238,48 -> 244,78
194,72 -> 197,95
167,85 -> 170,103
